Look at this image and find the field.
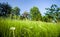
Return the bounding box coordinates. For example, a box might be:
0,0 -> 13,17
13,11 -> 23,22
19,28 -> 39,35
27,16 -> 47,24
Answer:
0,18 -> 60,37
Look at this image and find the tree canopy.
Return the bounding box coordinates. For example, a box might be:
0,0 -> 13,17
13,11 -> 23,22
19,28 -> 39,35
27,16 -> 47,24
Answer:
45,4 -> 60,22
0,2 -> 12,17
30,6 -> 42,21
12,7 -> 20,16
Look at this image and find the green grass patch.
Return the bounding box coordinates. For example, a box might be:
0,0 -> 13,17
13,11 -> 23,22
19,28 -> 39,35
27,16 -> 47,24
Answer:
0,18 -> 60,37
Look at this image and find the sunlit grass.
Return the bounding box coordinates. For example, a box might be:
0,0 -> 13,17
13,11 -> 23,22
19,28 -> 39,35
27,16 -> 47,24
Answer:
0,18 -> 60,37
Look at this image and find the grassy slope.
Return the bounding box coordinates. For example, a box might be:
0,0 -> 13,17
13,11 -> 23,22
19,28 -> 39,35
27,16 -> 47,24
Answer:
0,18 -> 60,37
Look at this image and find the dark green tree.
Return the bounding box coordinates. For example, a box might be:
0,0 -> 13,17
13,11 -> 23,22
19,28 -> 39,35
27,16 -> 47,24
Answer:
45,4 -> 60,22
12,7 -> 20,15
0,2 -> 12,17
11,7 -> 20,19
30,6 -> 42,21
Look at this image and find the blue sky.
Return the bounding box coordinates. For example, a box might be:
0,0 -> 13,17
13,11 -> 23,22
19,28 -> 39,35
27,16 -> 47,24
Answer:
0,0 -> 60,15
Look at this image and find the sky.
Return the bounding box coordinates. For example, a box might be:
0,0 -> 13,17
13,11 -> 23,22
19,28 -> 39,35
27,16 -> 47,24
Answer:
0,0 -> 60,15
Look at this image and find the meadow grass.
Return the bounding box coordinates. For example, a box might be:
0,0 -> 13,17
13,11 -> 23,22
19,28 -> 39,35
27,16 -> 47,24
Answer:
0,18 -> 60,37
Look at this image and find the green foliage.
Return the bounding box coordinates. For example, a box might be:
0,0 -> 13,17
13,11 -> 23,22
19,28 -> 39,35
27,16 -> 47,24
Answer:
42,16 -> 49,22
13,7 -> 20,15
0,3 -> 21,20
0,18 -> 60,37
11,7 -> 20,19
0,2 -> 12,17
45,4 -> 60,22
30,6 -> 42,21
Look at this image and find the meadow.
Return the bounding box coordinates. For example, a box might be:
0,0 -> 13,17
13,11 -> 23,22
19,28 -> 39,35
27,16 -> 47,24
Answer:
0,18 -> 60,37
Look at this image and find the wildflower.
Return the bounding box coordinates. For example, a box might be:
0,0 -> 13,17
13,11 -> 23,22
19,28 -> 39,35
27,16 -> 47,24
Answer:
10,27 -> 15,37
10,27 -> 15,30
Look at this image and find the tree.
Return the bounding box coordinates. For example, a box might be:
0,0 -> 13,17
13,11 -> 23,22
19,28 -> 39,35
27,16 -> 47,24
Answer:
45,4 -> 60,22
22,11 -> 29,19
30,6 -> 42,21
20,11 -> 30,20
12,7 -> 20,16
0,2 -> 12,17
11,7 -> 20,19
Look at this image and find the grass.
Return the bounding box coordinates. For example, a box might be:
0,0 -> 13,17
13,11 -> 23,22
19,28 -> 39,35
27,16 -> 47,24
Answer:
0,18 -> 60,37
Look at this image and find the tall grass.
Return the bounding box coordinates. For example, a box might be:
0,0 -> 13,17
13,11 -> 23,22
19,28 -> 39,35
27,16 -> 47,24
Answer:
0,18 -> 60,37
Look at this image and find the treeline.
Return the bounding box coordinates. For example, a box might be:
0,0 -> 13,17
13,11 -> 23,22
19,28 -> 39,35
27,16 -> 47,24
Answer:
0,2 -> 60,22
